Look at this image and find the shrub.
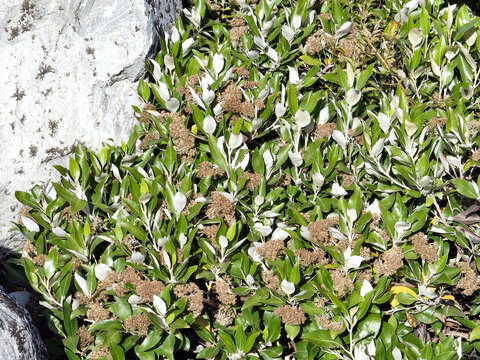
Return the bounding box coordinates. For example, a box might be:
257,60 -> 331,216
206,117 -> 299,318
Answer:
12,0 -> 480,359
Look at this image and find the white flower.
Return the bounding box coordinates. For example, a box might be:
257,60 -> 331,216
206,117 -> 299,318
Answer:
300,225 -> 311,240
336,21 -> 353,38
281,279 -> 295,295
163,251 -> 171,269
183,8 -> 201,28
344,247 -> 364,271
275,103 -> 286,118
219,235 -> 228,249
332,130 -> 347,149
332,182 -> 347,197
295,109 -> 311,128
366,199 -> 381,216
319,105 -> 329,125
229,133 -> 243,149
312,172 -> 324,188
212,53 -> 225,76
288,151 -> 303,167
166,98 -> 180,112
179,233 -> 188,249
248,242 -> 264,262
164,54 -> 175,72
128,295 -> 144,305
21,216 -> 39,232
254,195 -> 264,206
288,66 -> 302,85
392,347 -> 402,360
254,222 -> 272,236
281,25 -> 295,42
153,295 -> 167,316
272,227 -> 290,241
360,280 -> 373,297
263,150 -> 274,175
292,14 -> 302,30
173,192 -> 187,214
74,273 -> 90,296
130,252 -> 145,264
203,115 -> 216,134
346,88 -> 361,106
95,264 -> 111,281
418,285 -> 436,300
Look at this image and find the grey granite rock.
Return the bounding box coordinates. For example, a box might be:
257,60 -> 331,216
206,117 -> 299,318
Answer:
0,0 -> 182,252
0,286 -> 48,360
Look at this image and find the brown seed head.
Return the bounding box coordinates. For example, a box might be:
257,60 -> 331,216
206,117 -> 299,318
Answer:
274,305 -> 306,325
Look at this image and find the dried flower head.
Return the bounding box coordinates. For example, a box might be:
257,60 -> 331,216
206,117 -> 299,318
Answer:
124,313 -> 152,336
174,283 -> 204,317
294,248 -> 328,267
215,278 -> 237,305
273,305 -> 306,325
215,305 -> 236,327
412,232 -> 438,263
136,280 -> 165,302
230,25 -> 249,42
305,33 -> 323,55
262,269 -> 282,294
331,269 -> 354,297
139,132 -> 159,150
375,247 -> 404,276
314,123 -> 336,139
457,261 -> 479,296
308,218 -> 337,246
234,66 -> 250,78
197,161 -> 225,179
316,314 -> 344,332
86,302 -> 110,322
257,239 -> 285,261
206,191 -> 235,224
77,325 -> 94,349
472,150 -> 480,162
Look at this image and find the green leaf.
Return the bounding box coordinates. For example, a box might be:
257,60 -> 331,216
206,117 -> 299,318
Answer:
452,178 -> 479,199
287,84 -> 299,114
356,63 -> 375,90
302,330 -> 342,348
397,291 -> 417,305
164,141 -> 177,174
219,330 -> 236,353
89,320 -> 123,332
208,135 -> 228,172
138,79 -> 151,102
300,54 -> 322,66
69,157 -> 81,181
15,191 -> 38,208
357,313 -> 382,338
455,18 -> 480,41
263,311 -> 281,342
470,326 -> 480,341
44,247 -> 58,280
196,346 -> 220,359
52,183 -> 86,214
110,344 -> 125,360
136,330 -> 163,352
110,297 -> 132,321
285,324 -> 300,340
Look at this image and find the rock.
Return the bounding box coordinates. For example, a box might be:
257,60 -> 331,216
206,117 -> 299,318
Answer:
0,0 -> 182,251
0,286 -> 48,360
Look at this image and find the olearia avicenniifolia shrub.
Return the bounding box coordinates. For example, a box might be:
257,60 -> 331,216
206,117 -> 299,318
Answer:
12,0 -> 480,358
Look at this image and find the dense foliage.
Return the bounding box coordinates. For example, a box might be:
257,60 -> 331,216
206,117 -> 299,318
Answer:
10,0 -> 480,358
